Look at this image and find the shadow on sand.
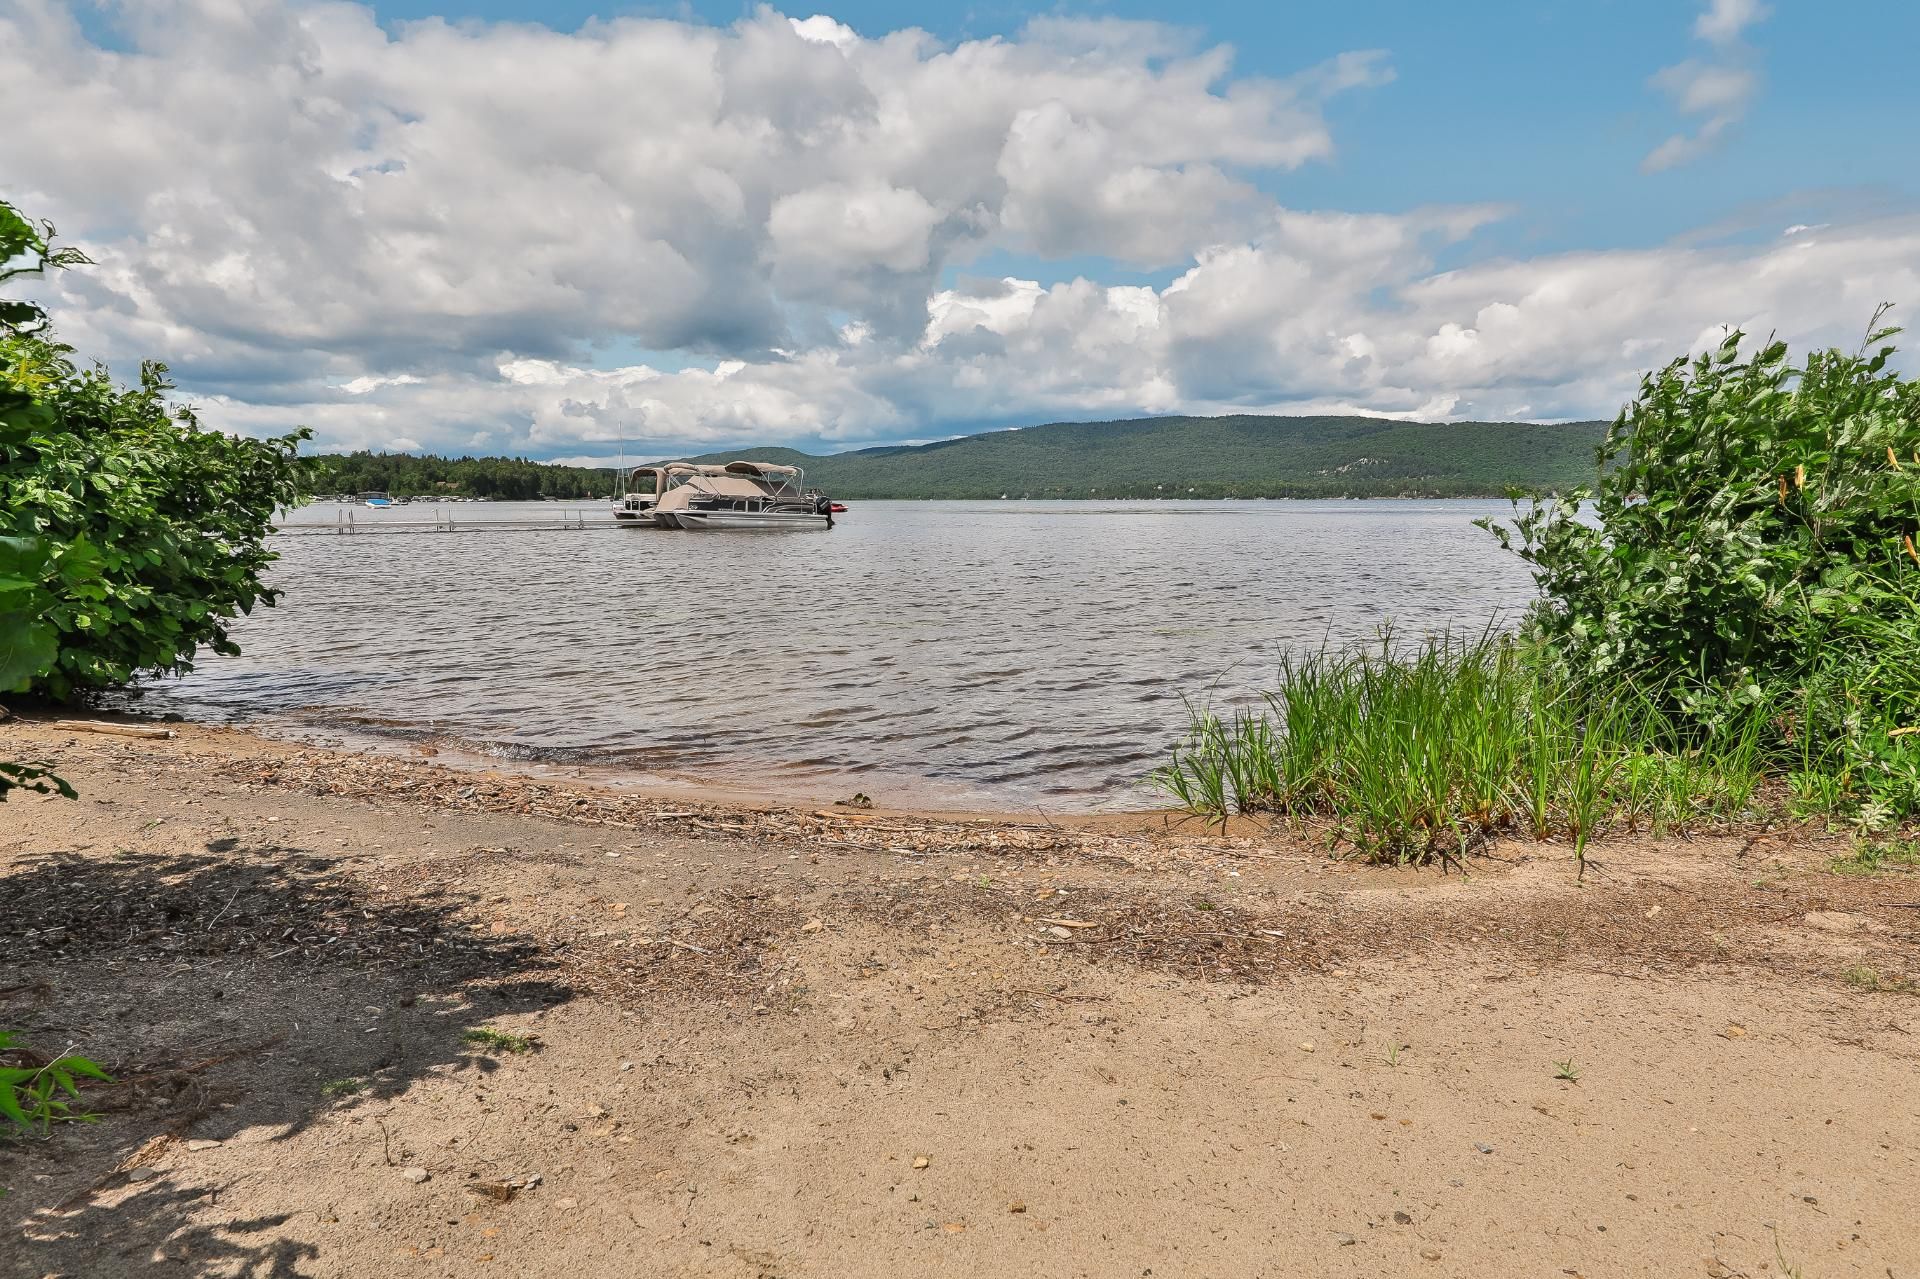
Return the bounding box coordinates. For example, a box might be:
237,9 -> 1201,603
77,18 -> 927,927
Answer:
1,838 -> 571,1277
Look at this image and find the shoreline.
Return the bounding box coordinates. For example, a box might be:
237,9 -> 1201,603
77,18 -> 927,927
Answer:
1,709 -> 1201,838
4,711 -> 1918,1277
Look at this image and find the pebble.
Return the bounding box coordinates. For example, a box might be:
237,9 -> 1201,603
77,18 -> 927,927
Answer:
398,1167 -> 431,1184
186,1139 -> 223,1152
912,1155 -> 931,1170
1475,1142 -> 1494,1154
125,1168 -> 156,1183
1421,1248 -> 1442,1261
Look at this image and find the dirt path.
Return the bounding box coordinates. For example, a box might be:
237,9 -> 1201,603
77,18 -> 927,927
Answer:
3,720 -> 1918,1278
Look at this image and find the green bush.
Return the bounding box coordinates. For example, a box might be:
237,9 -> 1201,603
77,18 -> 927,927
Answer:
1484,313 -> 1920,819
0,199 -> 309,703
1,202 -> 85,799
1159,315 -> 1920,858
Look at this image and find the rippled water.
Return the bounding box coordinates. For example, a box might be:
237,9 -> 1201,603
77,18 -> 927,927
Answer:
126,499 -> 1541,810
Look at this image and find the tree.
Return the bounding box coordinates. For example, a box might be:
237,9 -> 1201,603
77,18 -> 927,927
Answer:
1,196 -> 309,780
0,200 -> 87,798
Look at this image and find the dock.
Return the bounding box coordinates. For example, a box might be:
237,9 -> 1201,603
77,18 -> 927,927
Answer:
272,507 -> 616,536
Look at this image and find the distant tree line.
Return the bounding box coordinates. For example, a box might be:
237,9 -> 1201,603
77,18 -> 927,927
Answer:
309,451 -> 616,500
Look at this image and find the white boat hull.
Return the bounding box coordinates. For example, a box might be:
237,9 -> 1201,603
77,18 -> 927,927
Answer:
667,509 -> 832,531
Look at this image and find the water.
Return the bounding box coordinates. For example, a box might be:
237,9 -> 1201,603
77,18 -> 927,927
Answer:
126,499 -> 1541,810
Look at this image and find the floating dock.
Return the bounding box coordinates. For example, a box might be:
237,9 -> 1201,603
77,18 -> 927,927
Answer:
272,507 -> 614,536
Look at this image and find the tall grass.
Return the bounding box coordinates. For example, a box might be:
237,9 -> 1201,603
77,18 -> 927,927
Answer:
1152,630 -> 1776,865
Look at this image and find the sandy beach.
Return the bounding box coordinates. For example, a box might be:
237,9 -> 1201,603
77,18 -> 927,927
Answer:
2,715 -> 1917,1278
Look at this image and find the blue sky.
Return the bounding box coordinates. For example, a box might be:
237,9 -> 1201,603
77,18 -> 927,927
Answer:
11,0 -> 1920,459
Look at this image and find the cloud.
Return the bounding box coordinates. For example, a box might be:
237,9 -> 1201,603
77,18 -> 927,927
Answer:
1695,0 -> 1769,44
1644,0 -> 1768,172
2,0 -> 1377,362
172,209 -> 1920,459
2,0 -> 1911,463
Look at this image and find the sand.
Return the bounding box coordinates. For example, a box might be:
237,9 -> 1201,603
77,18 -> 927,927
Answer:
2,718 -> 1917,1278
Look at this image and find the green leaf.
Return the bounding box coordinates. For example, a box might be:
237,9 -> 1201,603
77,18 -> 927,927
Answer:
0,609 -> 59,689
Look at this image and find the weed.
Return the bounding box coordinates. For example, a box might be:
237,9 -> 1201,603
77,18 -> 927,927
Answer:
1384,1043 -> 1403,1068
1771,1226 -> 1806,1279
0,1032 -> 110,1134
463,1028 -> 538,1054
1552,1058 -> 1581,1083
1830,836 -> 1920,876
1842,965 -> 1916,994
320,1077 -> 364,1098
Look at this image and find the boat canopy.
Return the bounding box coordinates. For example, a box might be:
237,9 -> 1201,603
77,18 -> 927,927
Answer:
633,462 -> 727,477
630,460 -> 798,480
723,460 -> 800,479
678,475 -> 785,499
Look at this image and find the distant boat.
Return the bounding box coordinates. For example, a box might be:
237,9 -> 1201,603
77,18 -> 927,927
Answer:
360,491 -> 394,509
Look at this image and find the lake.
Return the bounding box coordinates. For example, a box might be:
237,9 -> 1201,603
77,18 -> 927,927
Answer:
124,499 -> 1542,811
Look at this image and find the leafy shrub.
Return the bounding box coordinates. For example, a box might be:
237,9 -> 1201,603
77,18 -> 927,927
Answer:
1,202 -> 87,798
1484,313 -> 1920,819
0,199 -> 310,702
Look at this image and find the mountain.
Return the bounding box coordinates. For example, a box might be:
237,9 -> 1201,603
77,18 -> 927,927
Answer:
657,414 -> 1608,500
308,414 -> 1609,501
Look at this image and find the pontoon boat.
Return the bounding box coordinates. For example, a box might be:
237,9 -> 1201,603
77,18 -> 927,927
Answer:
614,461 -> 834,531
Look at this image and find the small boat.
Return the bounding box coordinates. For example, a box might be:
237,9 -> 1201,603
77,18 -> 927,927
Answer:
616,461 -> 834,531
360,491 -> 394,509
612,465 -> 670,526
830,502 -> 848,514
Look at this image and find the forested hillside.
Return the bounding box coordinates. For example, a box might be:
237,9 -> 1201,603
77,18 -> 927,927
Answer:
308,414 -> 1608,500
666,415 -> 1608,499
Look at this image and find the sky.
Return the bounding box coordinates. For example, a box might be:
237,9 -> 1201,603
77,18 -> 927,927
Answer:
4,0 -> 1918,462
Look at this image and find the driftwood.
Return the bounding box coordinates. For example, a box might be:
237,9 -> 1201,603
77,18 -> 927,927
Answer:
49,720 -> 175,740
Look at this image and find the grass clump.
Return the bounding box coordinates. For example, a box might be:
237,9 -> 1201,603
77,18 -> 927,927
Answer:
462,1028 -> 538,1055
1154,629 -> 1771,863
320,1077 -> 364,1098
